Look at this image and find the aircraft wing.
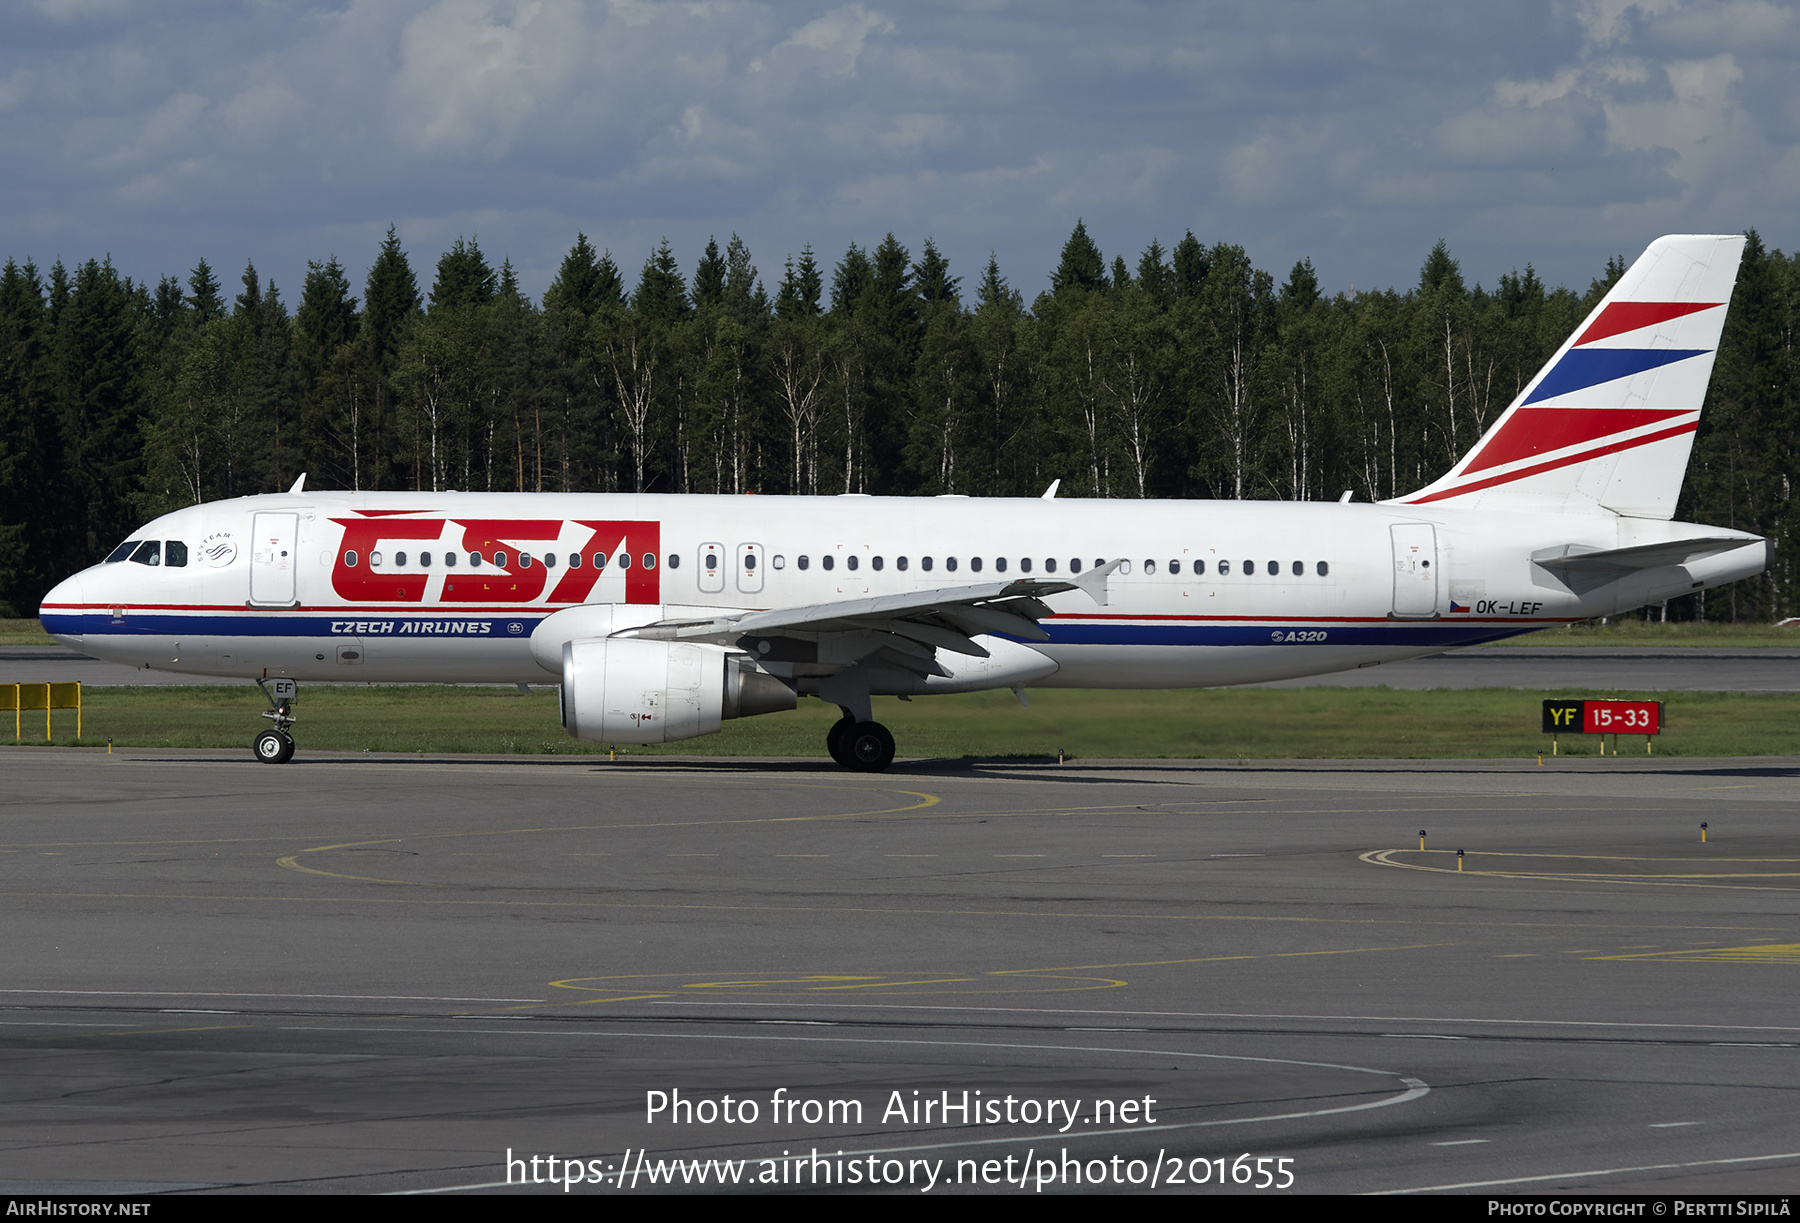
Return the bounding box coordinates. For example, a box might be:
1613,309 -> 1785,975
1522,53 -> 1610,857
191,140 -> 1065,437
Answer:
626,563 -> 1122,672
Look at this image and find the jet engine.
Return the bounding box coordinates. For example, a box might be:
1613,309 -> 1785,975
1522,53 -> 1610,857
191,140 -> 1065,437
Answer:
559,637 -> 796,745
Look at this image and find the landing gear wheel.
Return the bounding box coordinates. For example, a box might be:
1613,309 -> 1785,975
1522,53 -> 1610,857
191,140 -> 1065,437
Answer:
825,714 -> 856,766
844,721 -> 895,773
254,729 -> 295,764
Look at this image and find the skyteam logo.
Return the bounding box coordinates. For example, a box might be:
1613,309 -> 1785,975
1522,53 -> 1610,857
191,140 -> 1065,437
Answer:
199,531 -> 239,567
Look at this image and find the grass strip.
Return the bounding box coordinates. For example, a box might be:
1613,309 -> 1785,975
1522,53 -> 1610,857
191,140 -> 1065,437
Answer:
4,684 -> 1795,759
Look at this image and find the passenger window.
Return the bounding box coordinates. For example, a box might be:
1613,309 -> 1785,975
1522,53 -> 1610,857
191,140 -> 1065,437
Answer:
846,555 -> 859,571
1292,560 -> 1303,576
1168,559 -> 1179,574
518,552 -> 531,568
395,551 -> 408,567
1268,560 -> 1278,574
130,541 -> 161,566
618,553 -> 631,569
1317,561 -> 1329,576
1020,557 -> 1031,573
444,552 -> 456,568
667,554 -> 680,569
823,555 -> 834,571
1069,558 -> 1082,573
1144,559 -> 1157,574
568,553 -> 579,568
371,552 -> 384,568
994,557 -> 1006,573
897,556 -> 908,571
1045,558 -> 1056,573
1193,559 -> 1205,575
872,556 -> 883,571
798,555 -> 810,570
592,553 -> 606,569
971,557 -> 983,572
1218,559 -> 1230,575
946,557 -> 958,572
494,552 -> 507,567
1242,559 -> 1254,575
922,557 -> 933,571
643,553 -> 656,569
543,552 -> 555,567
704,552 -> 717,570
772,555 -> 785,569
165,541 -> 188,567
343,550 -> 358,567
106,541 -> 139,563
420,552 -> 431,567
471,552 -> 483,567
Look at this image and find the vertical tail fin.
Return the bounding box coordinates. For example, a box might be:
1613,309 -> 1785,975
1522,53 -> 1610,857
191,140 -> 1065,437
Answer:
1393,234 -> 1745,519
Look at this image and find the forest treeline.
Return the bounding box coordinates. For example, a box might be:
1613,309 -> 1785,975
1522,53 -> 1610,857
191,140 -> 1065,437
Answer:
0,222 -> 1793,619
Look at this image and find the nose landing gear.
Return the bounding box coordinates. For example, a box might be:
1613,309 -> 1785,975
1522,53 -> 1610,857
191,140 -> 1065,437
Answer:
254,679 -> 297,764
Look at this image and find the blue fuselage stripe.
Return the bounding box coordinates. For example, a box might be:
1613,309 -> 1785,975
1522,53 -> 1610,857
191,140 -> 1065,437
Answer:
42,611 -> 1530,650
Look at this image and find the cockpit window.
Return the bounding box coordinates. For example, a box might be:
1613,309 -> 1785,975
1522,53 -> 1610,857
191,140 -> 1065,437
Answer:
106,541 -> 139,563
164,541 -> 188,567
129,541 -> 162,567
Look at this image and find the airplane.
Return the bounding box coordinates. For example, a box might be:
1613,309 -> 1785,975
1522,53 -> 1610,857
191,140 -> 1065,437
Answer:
38,234 -> 1767,771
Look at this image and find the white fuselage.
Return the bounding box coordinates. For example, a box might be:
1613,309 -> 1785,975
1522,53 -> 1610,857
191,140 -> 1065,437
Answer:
39,491 -> 1765,691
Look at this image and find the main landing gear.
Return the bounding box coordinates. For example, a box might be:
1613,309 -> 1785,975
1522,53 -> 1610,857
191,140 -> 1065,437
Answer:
253,679 -> 297,764
826,711 -> 895,773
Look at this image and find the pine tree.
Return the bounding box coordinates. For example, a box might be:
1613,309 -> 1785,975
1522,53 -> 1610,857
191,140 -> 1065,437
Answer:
187,259 -> 223,325
830,244 -> 871,317
363,226 -> 421,373
1051,220 -> 1107,296
1171,231 -> 1207,298
0,260 -> 59,613
776,246 -> 823,321
723,234 -> 759,316
633,239 -> 690,324
430,236 -> 496,311
1282,258 -> 1320,309
543,234 -> 621,316
692,238 -> 726,309
913,238 -> 960,310
53,258 -> 145,562
1137,240 -> 1172,310
1419,241 -> 1465,298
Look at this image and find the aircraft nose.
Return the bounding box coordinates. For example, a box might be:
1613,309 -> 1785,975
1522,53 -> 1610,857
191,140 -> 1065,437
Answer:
39,572 -> 87,646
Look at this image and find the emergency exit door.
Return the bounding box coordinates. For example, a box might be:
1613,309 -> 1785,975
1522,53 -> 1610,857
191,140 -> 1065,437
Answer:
1390,523 -> 1438,618
250,512 -> 299,606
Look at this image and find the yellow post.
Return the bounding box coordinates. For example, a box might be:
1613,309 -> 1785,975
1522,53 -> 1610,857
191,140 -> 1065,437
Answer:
1419,830 -> 1426,851
1456,849 -> 1464,872
1701,822 -> 1708,843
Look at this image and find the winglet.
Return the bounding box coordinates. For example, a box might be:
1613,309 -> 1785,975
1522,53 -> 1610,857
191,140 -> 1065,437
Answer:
1073,559 -> 1124,607
288,473 -> 307,494
1040,479 -> 1061,500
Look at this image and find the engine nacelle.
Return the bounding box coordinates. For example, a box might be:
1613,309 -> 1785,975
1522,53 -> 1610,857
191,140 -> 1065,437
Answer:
560,637 -> 796,745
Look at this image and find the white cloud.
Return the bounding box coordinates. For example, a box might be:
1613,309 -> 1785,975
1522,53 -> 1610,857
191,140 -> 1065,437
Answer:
2,0 -> 1799,304
387,0 -> 592,158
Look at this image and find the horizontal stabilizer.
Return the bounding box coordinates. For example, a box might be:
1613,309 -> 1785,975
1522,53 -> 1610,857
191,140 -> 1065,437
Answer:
1532,536 -> 1760,575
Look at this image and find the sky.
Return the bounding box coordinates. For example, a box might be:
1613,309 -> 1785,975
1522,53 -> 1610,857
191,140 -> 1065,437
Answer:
3,0 -> 1796,309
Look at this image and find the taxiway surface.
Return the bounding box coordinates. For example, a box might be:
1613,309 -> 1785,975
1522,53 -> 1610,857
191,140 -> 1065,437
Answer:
2,750 -> 1797,1195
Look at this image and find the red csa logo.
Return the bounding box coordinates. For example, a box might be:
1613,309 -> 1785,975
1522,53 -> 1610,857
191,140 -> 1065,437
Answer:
330,516 -> 661,605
